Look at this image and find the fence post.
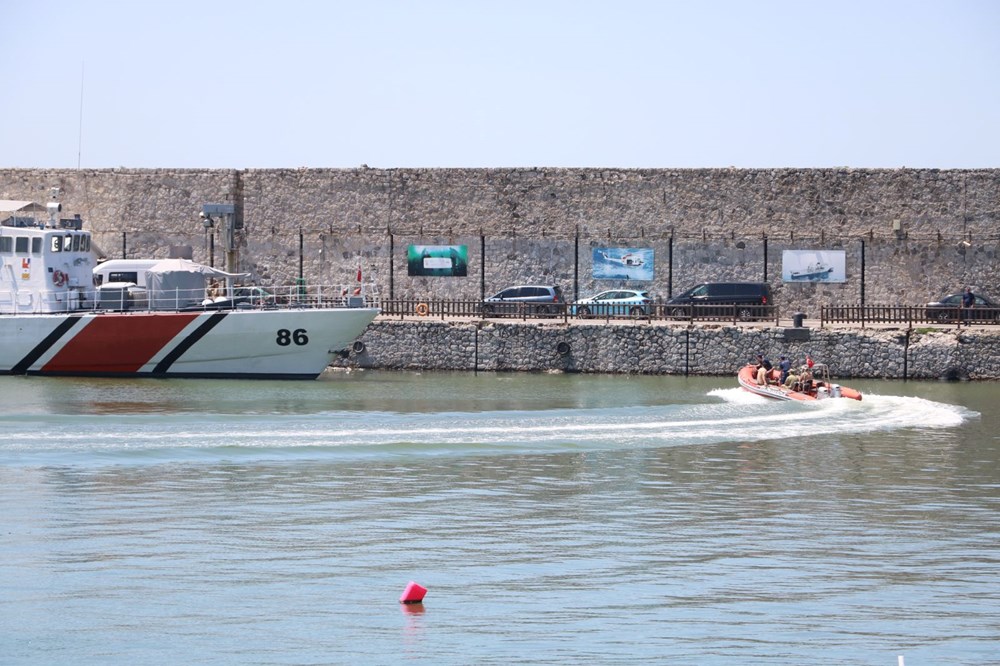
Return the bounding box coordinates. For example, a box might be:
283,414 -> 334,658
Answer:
389,232 -> 395,300
667,235 -> 674,298
573,231 -> 579,302
860,238 -> 866,306
480,234 -> 486,301
762,234 -> 768,282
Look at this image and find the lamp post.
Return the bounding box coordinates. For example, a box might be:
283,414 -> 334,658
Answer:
202,215 -> 215,267
201,204 -> 236,272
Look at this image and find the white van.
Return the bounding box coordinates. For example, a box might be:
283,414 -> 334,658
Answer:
93,259 -> 161,288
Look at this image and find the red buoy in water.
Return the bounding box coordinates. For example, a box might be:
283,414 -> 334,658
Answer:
399,581 -> 427,604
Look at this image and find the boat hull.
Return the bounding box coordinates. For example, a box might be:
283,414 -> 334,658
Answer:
0,307 -> 379,379
790,269 -> 834,281
737,364 -> 862,401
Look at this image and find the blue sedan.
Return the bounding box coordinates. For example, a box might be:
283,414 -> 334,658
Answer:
572,290 -> 652,317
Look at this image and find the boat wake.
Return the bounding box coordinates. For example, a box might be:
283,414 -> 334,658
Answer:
0,387 -> 977,462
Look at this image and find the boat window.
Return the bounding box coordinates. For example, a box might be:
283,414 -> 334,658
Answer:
0,237 -> 11,253
64,234 -> 73,251
71,234 -> 81,252
50,236 -> 63,252
31,237 -> 42,254
108,271 -> 139,283
15,237 -> 29,253
81,235 -> 90,252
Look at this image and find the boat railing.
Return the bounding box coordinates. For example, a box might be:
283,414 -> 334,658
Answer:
0,284 -> 380,315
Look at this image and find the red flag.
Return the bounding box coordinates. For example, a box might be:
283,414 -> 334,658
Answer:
356,266 -> 362,282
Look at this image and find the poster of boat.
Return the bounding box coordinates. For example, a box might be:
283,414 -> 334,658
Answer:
407,245 -> 468,277
592,247 -> 654,280
782,250 -> 846,282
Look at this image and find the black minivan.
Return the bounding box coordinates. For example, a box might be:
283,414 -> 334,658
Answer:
666,282 -> 772,320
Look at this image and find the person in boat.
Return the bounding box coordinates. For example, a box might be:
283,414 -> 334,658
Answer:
755,354 -> 773,386
784,369 -> 799,390
799,366 -> 814,395
778,355 -> 792,385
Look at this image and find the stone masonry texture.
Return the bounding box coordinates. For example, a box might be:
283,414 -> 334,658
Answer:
2,167 -> 998,317
334,320 -> 1000,381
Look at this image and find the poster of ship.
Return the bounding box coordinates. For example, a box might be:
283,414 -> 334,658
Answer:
782,250 -> 846,282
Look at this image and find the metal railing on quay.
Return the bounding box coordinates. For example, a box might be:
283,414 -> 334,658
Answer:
380,301 -> 1000,328
378,299 -> 780,325
821,305 -> 1000,328
650,303 -> 779,326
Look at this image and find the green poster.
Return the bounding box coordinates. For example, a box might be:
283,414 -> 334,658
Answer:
407,245 -> 468,277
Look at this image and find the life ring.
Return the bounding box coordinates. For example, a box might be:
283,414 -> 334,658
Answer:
52,270 -> 67,287
415,302 -> 430,317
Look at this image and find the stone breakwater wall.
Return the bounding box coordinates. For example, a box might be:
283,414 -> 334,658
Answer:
2,167 -> 999,316
334,321 -> 1000,381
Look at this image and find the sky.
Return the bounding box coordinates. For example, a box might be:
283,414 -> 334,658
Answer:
1,0 -> 998,170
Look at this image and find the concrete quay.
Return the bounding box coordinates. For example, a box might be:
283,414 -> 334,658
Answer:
333,318 -> 1000,381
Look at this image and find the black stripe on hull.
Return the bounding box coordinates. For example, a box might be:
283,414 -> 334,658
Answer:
9,316 -> 86,375
22,370 -> 322,380
151,312 -> 229,375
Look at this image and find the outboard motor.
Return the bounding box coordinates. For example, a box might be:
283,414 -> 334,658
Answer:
831,384 -> 842,398
816,386 -> 829,399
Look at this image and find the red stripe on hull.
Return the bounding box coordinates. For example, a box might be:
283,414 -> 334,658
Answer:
42,313 -> 201,374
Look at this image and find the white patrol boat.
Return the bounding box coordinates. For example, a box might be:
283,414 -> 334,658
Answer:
0,199 -> 378,379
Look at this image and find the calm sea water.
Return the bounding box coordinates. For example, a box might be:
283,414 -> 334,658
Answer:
1,370 -> 997,665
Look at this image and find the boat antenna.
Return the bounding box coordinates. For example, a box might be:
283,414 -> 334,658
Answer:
77,61 -> 84,169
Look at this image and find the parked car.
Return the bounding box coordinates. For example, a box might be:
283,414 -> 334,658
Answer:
925,292 -> 1000,322
572,289 -> 651,317
483,285 -> 565,315
666,282 -> 772,320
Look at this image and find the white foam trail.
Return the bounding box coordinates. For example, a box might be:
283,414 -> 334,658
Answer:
2,391 -> 976,454
708,387 -> 771,404
857,394 -> 968,429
